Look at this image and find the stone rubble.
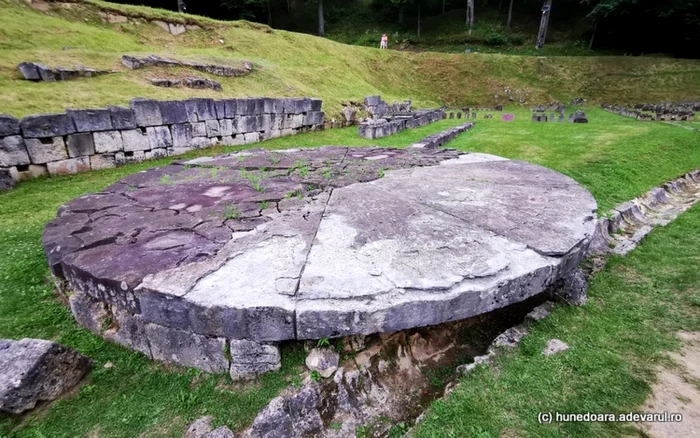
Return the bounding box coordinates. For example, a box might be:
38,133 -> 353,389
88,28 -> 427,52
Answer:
542,339 -> 570,356
601,102 -> 698,122
305,348 -> 340,378
408,122 -> 474,150
0,338 -> 91,414
151,77 -> 223,91
358,95 -> 443,139
122,55 -> 253,78
17,62 -> 113,82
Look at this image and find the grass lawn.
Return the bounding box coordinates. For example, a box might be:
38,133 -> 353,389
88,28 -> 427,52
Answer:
0,107 -> 698,436
413,201 -> 700,438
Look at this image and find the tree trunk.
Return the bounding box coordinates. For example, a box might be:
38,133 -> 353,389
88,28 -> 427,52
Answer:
443,0 -> 446,14
399,7 -> 404,25
466,0 -> 474,34
318,0 -> 325,37
535,0 -> 552,49
589,20 -> 597,50
507,0 -> 514,28
417,6 -> 421,38
268,0 -> 272,26
177,0 -> 185,13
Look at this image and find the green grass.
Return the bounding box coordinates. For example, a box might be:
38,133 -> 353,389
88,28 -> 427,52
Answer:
0,107 -> 697,436
1,0 -> 699,118
413,201 -> 700,438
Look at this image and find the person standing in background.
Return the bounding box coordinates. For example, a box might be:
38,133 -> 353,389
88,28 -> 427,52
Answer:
380,34 -> 388,49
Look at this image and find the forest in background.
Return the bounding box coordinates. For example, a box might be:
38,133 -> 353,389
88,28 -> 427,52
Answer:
106,0 -> 700,57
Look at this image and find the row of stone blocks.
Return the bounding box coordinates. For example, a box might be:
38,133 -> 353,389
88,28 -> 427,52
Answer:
0,97 -> 324,186
68,290 -> 281,381
409,122 -> 475,150
357,109 -> 444,139
601,106 -> 695,121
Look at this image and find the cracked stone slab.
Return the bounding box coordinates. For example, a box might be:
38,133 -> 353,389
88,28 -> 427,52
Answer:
44,147 -> 596,367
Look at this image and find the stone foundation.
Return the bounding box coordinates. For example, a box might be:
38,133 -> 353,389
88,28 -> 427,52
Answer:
0,96 -> 324,189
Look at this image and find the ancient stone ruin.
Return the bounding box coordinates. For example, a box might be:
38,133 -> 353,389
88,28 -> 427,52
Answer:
601,102 -> 698,121
43,144 -> 597,379
409,122 -> 474,149
17,62 -> 113,82
0,338 -> 91,414
0,97 -> 324,188
358,96 -> 443,139
150,77 -> 222,91
122,55 -> 253,78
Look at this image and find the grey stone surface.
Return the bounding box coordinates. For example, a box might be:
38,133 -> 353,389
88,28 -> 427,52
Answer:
0,115 -> 21,137
93,131 -> 123,154
21,113 -> 76,138
0,135 -> 30,167
130,98 -> 163,127
67,109 -> 113,132
47,157 -> 91,175
185,98 -> 217,122
146,126 -> 173,150
107,106 -> 137,130
158,100 -> 189,125
25,137 -> 68,163
45,148 -> 596,374
145,323 -> 228,373
203,426 -> 234,438
186,416 -> 213,438
542,339 -> 570,356
305,348 -> 339,378
66,133 -> 95,158
0,168 -> 14,191
121,129 -> 151,152
550,268 -> 588,305
0,338 -> 91,414
229,339 -> 281,381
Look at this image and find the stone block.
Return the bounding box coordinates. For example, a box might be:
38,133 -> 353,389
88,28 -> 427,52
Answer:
145,148 -> 168,160
264,98 -> 285,114
90,154 -> 116,170
238,115 -> 263,133
229,339 -> 281,381
159,100 -> 189,125
303,112 -> 324,126
66,133 -> 95,158
282,99 -> 297,114
205,120 -> 220,137
21,113 -> 76,138
69,291 -> 108,335
93,131 -> 123,153
144,323 -> 229,373
0,136 -> 30,167
0,338 -> 91,414
167,146 -> 193,156
130,98 -> 163,127
0,168 -> 14,191
17,62 -> 41,81
35,64 -> 55,82
67,109 -> 113,132
192,122 -> 207,137
104,307 -> 152,357
283,114 -> 304,129
244,132 -> 260,144
235,98 -> 256,116
172,124 -> 194,148
184,98 -> 217,122
215,99 -> 237,119
25,137 -> 68,164
107,106 -> 137,130
364,95 -> 381,107
310,98 -> 322,112
219,119 -> 235,136
146,126 -> 173,149
121,129 -> 151,152
115,151 -> 146,165
46,156 -> 91,175
0,115 -> 20,137
250,97 -> 265,114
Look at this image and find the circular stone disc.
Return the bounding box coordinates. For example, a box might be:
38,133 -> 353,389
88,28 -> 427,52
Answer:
44,148 -> 597,345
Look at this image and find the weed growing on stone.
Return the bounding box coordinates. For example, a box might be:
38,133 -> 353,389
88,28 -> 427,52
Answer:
310,371 -> 322,382
259,201 -> 269,211
317,337 -> 331,348
378,168 -> 385,178
220,203 -> 242,220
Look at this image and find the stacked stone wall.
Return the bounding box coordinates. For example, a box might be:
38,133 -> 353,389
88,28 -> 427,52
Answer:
601,102 -> 697,121
358,109 -> 444,139
0,97 -> 324,188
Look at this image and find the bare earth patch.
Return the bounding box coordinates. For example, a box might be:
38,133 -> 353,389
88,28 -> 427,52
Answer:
638,332 -> 700,438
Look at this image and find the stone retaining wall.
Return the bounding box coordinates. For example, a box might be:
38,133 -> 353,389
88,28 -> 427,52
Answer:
601,103 -> 697,121
0,97 -> 324,189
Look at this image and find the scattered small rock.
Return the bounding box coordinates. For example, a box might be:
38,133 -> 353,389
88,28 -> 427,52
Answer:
0,168 -> 15,191
17,62 -> 112,82
525,301 -> 555,322
542,339 -> 570,356
0,338 -> 91,414
185,415 -> 213,438
571,110 -> 589,123
305,348 -> 339,378
489,325 -> 529,352
122,55 -> 252,78
103,362 -> 113,369
150,77 -> 222,91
